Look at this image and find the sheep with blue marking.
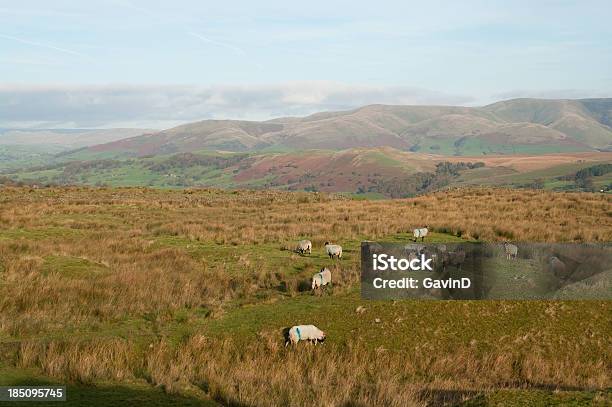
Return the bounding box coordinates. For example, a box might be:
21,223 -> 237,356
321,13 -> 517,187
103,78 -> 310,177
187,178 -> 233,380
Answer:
311,267 -> 332,291
324,242 -> 342,259
285,325 -> 326,346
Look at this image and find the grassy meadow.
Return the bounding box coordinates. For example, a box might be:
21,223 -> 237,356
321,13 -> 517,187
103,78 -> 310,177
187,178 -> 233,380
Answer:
0,186 -> 610,406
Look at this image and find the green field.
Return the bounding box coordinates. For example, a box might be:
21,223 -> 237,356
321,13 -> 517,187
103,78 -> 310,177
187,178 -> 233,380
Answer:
0,145 -> 66,172
411,136 -> 589,156
5,149 -> 611,195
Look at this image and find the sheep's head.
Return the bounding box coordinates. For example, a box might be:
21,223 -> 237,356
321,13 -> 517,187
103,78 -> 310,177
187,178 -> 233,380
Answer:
324,241 -> 330,246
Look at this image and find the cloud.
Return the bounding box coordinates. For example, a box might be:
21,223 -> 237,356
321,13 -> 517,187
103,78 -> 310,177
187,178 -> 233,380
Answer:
0,82 -> 472,129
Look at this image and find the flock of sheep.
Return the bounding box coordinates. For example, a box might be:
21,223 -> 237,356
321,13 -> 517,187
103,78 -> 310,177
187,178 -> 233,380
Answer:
295,239 -> 341,292
285,240 -> 342,346
286,233 -> 575,346
286,228 -> 428,346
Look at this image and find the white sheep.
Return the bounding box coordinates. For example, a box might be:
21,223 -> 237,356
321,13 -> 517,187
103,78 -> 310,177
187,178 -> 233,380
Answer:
549,256 -> 566,278
311,267 -> 332,290
413,227 -> 428,242
285,325 -> 326,346
503,242 -> 518,260
324,242 -> 342,259
296,239 -> 312,255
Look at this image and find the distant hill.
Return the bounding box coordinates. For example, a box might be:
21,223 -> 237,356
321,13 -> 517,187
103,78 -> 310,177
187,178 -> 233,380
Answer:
0,128 -> 152,149
0,128 -> 152,171
81,98 -> 612,157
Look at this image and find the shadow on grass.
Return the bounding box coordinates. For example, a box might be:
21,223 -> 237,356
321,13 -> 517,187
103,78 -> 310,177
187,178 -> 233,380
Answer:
0,375 -> 217,407
416,389 -> 481,406
420,385 -> 611,407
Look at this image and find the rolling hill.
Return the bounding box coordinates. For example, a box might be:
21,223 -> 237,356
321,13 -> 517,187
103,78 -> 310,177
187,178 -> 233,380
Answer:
6,148 -> 611,197
80,98 -> 612,157
2,98 -> 611,196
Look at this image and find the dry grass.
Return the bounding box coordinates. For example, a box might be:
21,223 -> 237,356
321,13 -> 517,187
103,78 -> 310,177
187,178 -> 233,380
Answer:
1,187 -> 609,334
14,333 -> 610,407
0,187 -> 610,245
1,186 -> 611,405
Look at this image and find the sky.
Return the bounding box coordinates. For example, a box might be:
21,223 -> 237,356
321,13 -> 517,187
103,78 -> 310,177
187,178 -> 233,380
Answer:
1,0 -> 611,129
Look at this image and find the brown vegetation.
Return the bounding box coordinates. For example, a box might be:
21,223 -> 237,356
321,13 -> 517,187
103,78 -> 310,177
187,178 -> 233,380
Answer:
0,186 -> 610,405
14,333 -> 610,406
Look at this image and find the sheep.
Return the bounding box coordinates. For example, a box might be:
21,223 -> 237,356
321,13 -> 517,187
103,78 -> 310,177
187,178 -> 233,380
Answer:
549,256 -> 567,279
503,242 -> 518,260
324,242 -> 342,259
311,267 -> 332,291
285,325 -> 326,346
296,239 -> 312,255
413,227 -> 428,242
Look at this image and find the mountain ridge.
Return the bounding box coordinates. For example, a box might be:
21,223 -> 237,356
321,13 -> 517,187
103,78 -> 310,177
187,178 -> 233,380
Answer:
80,98 -> 612,157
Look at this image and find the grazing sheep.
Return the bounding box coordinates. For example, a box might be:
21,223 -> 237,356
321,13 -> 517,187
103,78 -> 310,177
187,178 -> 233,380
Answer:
296,239 -> 312,255
312,267 -> 332,290
413,227 -> 428,242
503,242 -> 518,260
549,256 -> 567,279
324,242 -> 343,259
285,325 -> 326,346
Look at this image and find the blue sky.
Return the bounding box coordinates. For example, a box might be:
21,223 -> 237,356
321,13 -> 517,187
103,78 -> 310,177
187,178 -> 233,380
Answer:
1,0 -> 611,128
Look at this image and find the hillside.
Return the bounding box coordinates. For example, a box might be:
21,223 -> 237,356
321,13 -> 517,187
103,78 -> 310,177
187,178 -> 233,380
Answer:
6,148 -> 611,197
81,98 -> 612,157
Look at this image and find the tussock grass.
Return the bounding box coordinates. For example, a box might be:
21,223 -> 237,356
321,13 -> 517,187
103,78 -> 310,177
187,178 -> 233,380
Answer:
0,186 -> 610,405
14,333 -> 610,406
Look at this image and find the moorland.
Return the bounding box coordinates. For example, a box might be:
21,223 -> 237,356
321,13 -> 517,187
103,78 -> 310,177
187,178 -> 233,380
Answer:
0,186 -> 610,406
